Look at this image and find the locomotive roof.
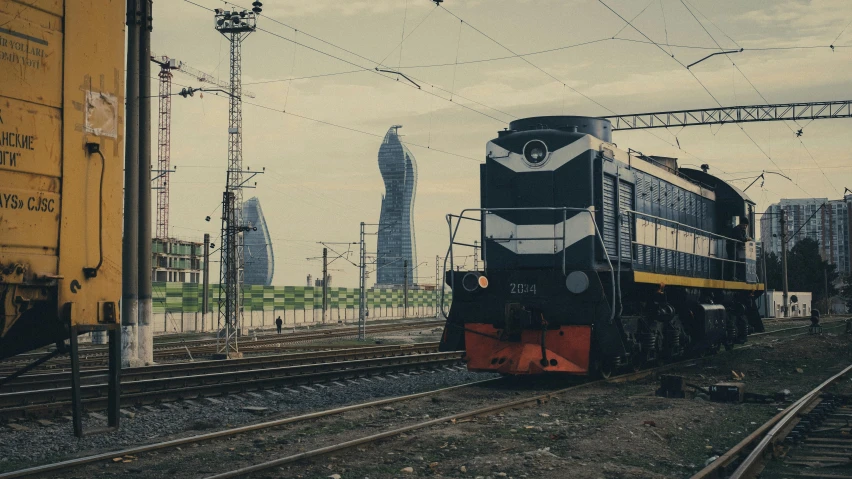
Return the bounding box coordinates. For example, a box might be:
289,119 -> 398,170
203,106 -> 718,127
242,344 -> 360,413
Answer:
680,168 -> 755,205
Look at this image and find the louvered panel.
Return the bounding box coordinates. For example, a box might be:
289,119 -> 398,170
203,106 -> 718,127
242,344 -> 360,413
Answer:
618,180 -> 634,260
602,174 -> 617,257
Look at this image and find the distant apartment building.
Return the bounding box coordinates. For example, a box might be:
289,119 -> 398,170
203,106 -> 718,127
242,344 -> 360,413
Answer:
759,196 -> 852,275
243,197 -> 275,286
152,238 -> 204,283
376,125 -> 418,286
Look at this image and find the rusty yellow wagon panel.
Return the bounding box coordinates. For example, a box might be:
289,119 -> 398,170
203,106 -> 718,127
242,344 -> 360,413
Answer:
0,0 -> 124,359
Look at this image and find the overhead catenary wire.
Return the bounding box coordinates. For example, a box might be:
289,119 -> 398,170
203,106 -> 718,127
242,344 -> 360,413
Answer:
188,0 -> 515,123
438,4 -> 613,114
677,0 -> 841,196
596,0 -> 816,198
432,3 -> 716,172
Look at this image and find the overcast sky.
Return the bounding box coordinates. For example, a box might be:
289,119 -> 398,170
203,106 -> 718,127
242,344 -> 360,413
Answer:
150,0 -> 852,287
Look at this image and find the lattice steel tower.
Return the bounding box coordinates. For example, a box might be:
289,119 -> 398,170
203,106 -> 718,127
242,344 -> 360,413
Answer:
213,2 -> 262,358
154,58 -> 175,239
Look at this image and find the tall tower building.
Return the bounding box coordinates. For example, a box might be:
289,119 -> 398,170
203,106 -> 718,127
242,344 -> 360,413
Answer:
377,125 -> 418,286
242,197 -> 275,285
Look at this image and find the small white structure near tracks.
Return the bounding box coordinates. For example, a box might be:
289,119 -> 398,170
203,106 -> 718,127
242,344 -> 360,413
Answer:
759,290 -> 812,318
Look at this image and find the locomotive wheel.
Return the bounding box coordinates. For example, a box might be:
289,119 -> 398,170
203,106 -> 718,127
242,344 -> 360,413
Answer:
597,360 -> 615,379
630,346 -> 644,372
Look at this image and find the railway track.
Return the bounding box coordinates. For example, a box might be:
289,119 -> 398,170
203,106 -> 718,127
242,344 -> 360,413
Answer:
0,319 -> 445,373
3,316 -> 847,479
690,364 -> 852,479
0,343 -> 441,393
0,348 -> 459,420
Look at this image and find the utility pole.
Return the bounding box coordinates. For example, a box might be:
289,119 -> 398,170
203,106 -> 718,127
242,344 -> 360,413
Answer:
202,233 -> 210,331
153,57 -> 174,240
435,255 -> 440,314
781,209 -> 789,318
358,222 -> 367,340
121,0 -> 141,368
213,3 -> 262,358
322,247 -> 328,323
473,240 -> 479,270
824,266 -> 829,314
137,0 -> 154,365
217,190 -> 241,358
403,260 -> 408,319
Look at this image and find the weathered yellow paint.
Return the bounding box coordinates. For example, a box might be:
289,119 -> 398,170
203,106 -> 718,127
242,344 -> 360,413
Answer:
1,0 -> 124,348
632,271 -> 765,292
0,2 -> 63,108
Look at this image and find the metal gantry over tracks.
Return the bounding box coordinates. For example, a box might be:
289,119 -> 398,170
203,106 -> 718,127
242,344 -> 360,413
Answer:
605,100 -> 852,131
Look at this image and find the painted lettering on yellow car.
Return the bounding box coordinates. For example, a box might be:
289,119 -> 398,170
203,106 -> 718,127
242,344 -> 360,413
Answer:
0,131 -> 36,168
0,28 -> 48,70
0,193 -> 54,212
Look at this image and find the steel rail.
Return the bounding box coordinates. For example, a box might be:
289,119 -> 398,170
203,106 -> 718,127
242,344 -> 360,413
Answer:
0,378 -> 501,479
0,343 -> 440,392
4,316 -> 843,478
204,329 -> 852,479
202,361 -> 673,479
690,363 -> 852,479
0,320 -> 445,367
0,352 -> 463,419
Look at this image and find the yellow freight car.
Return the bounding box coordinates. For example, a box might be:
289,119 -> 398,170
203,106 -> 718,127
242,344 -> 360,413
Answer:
0,0 -> 124,365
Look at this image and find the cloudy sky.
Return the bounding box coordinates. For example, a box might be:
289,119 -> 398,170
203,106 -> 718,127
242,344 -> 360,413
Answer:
151,0 -> 852,287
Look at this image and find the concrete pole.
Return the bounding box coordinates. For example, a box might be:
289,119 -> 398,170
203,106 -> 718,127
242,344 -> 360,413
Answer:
137,0 -> 154,365
358,222 -> 366,340
121,0 -> 141,367
202,233 -> 210,330
781,209 -> 789,318
403,260 -> 408,319
322,247 -> 328,323
435,255 -> 439,314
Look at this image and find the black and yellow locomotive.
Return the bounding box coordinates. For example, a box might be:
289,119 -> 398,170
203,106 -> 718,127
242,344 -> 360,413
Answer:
439,116 -> 764,377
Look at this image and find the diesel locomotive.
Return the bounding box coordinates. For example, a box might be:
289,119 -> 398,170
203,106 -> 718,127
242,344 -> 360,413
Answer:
439,116 -> 764,377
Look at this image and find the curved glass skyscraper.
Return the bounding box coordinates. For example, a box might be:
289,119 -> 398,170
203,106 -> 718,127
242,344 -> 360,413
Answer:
242,197 -> 275,286
377,125 -> 417,286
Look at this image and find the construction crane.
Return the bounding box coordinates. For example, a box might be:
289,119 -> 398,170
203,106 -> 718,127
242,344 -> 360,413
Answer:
150,54 -> 255,240
605,100 -> 852,131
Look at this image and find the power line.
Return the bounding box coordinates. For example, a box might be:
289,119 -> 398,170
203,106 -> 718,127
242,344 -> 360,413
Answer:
189,0 -> 515,122
677,0 -> 841,196
433,3 -> 716,170
439,4 -> 613,114
611,37 -> 850,51
596,0 -> 816,198
831,18 -> 852,45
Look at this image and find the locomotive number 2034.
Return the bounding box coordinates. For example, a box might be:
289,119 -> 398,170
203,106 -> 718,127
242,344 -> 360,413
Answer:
509,283 -> 537,295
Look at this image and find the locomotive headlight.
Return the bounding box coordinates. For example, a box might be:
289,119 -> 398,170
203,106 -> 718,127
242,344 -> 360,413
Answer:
462,273 -> 480,292
477,275 -> 489,289
566,271 -> 589,294
523,140 -> 548,167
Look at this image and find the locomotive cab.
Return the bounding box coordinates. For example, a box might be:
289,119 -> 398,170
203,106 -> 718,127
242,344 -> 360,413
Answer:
439,116 -> 764,377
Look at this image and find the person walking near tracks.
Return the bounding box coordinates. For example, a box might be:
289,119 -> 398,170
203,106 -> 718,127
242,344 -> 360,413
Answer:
276,316 -> 283,334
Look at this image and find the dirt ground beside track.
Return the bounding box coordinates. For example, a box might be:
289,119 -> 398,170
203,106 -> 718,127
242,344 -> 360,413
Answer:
21,331 -> 852,479
274,332 -> 852,479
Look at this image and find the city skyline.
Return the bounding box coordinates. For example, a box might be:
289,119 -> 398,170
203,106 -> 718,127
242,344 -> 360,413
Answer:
153,1 -> 852,287
760,195 -> 852,276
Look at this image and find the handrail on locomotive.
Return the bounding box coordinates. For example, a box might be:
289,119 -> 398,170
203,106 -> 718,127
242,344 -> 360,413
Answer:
440,206 -> 757,320
441,207 -> 617,320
